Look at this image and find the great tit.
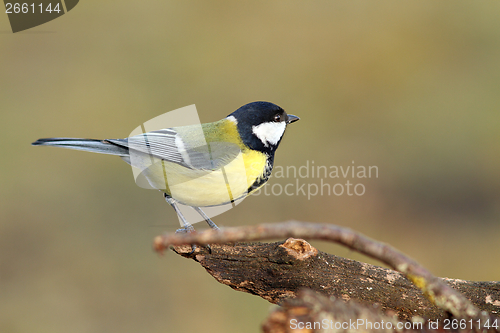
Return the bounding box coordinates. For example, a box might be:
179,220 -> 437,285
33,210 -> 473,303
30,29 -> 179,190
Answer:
32,101 -> 299,231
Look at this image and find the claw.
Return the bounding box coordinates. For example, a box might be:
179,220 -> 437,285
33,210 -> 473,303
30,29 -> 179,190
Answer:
174,226 -> 197,253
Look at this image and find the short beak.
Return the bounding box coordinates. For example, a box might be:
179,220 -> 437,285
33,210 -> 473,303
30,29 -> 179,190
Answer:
286,114 -> 300,124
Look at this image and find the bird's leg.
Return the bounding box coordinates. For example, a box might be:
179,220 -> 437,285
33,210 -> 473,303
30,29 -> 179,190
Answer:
163,193 -> 195,232
163,194 -> 220,253
163,193 -> 197,253
193,207 -> 220,230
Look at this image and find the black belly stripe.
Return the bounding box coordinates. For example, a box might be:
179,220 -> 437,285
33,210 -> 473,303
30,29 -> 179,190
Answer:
247,157 -> 274,194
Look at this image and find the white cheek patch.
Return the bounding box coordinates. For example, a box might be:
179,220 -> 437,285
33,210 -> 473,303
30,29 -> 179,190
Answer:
252,121 -> 286,147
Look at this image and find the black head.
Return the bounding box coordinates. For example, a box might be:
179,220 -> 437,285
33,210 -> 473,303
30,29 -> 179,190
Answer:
227,101 -> 299,155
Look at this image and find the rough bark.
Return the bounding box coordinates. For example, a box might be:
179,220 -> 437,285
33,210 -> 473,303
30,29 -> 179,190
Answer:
170,239 -> 500,321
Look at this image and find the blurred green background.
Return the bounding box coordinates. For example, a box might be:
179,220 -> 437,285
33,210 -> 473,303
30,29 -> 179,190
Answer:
1,1 -> 500,332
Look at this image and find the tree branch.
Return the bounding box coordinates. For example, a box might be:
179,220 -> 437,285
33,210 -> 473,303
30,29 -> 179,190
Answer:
154,221 -> 500,324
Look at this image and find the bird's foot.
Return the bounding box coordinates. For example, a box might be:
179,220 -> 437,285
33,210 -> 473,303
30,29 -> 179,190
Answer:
175,226 -> 197,254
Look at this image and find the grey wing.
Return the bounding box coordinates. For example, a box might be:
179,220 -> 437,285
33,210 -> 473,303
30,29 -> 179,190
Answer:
106,127 -> 241,170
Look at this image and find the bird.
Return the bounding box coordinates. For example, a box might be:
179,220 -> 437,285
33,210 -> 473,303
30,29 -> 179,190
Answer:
32,101 -> 299,232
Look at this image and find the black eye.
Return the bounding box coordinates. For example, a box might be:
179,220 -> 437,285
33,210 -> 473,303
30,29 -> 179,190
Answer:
274,114 -> 282,122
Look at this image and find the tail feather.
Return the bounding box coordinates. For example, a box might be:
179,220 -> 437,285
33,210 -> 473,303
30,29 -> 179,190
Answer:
32,138 -> 129,156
